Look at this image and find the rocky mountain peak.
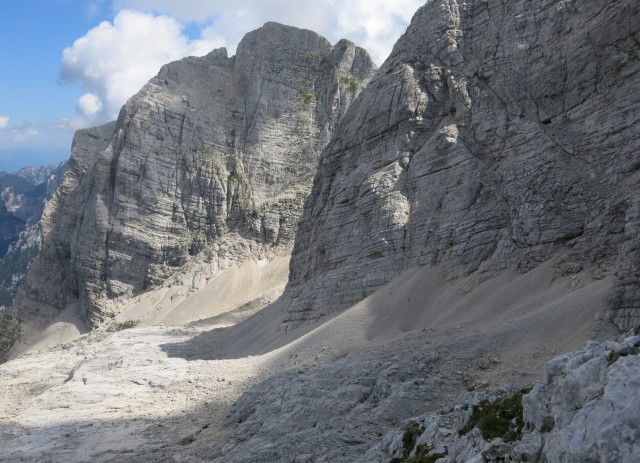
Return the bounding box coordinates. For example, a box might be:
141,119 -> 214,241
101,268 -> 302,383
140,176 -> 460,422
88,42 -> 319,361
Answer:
1,2 -> 639,461
7,23 -> 376,346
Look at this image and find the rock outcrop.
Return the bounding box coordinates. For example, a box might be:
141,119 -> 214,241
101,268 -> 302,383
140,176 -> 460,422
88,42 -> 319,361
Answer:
15,23 -> 376,331
376,334 -> 640,463
285,0 -> 640,328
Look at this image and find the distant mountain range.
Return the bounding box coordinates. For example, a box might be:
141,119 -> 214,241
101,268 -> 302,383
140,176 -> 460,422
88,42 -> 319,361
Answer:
0,162 -> 67,306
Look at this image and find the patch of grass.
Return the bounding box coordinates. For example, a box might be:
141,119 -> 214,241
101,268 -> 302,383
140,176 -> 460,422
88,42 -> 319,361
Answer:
391,440 -> 447,463
300,91 -> 314,104
607,346 -> 640,366
411,444 -> 447,463
459,388 -> 532,443
607,350 -> 622,365
389,422 -> 449,463
109,320 -> 140,331
342,76 -> 358,93
403,422 -> 423,456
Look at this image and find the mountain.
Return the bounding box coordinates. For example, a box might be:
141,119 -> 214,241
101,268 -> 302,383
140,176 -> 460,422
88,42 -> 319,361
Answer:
0,1 -> 639,462
9,23 -> 375,344
284,0 -> 640,332
0,163 -> 67,306
14,165 -> 60,187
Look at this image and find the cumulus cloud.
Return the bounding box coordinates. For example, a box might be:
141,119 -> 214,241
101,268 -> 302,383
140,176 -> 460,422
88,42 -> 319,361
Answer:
60,9 -> 224,122
76,93 -> 103,116
0,116 -> 9,129
61,1 -> 425,126
332,0 -> 424,61
112,0 -> 426,64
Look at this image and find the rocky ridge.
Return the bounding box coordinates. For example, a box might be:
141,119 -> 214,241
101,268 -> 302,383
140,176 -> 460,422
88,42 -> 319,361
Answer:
0,163 -> 67,362
284,0 -> 640,329
0,163 -> 67,305
1,1 -> 639,461
375,334 -> 640,463
12,23 -> 376,341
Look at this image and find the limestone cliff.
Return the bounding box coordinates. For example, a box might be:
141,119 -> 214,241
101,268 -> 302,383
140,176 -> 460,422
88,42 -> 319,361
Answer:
285,0 -> 640,329
16,22 -> 376,329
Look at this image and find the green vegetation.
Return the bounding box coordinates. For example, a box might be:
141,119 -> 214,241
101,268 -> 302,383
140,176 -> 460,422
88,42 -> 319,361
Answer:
109,320 -> 140,332
411,445 -> 448,463
607,345 -> 640,366
300,91 -> 314,104
389,422 -> 448,463
459,388 -> 531,443
342,76 -> 358,93
608,350 -> 622,365
403,422 -> 423,454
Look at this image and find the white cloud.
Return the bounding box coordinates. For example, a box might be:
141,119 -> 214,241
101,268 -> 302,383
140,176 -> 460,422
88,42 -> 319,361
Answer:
111,0 -> 426,65
76,93 -> 103,116
332,0 -> 424,61
61,1 -> 426,127
60,9 -> 223,122
0,116 -> 9,129
12,129 -> 39,142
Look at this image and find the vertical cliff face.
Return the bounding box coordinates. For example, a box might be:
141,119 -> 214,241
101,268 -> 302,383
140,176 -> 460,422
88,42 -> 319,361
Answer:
18,22 -> 376,328
285,0 -> 640,327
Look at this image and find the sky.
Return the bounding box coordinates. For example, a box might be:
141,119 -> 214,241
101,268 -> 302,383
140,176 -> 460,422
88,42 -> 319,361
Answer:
0,0 -> 426,172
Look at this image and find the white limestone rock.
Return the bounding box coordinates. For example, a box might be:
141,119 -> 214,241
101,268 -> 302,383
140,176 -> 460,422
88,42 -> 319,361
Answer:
373,335 -> 640,463
12,23 -> 376,335
284,0 -> 640,328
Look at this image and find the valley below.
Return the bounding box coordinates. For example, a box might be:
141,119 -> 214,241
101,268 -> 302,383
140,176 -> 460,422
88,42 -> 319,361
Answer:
0,257 -> 619,462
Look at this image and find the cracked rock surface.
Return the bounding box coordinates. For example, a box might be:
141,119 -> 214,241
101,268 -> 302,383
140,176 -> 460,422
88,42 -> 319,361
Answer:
374,335 -> 640,463
285,0 -> 640,330
10,22 -> 375,342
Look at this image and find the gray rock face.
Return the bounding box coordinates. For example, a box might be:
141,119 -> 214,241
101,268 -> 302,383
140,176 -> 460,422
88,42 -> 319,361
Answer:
285,0 -> 640,328
375,335 -> 640,463
16,23 -> 376,328
525,336 -> 640,463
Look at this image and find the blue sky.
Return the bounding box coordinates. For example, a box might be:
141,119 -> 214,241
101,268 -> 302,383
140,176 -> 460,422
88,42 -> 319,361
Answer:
0,0 -> 425,172
0,0 -> 113,170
